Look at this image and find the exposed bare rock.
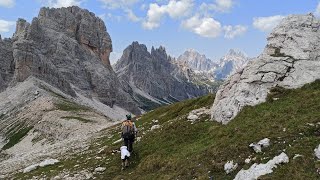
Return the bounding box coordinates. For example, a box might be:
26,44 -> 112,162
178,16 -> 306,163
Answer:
0,6 -> 141,177
2,6 -> 140,114
211,14 -> 320,124
114,42 -> 208,110
0,38 -> 14,92
177,49 -> 217,72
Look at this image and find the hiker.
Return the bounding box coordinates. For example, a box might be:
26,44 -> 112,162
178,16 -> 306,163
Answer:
120,146 -> 130,170
121,114 -> 138,153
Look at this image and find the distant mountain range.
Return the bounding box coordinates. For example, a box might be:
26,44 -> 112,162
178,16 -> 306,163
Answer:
112,42 -> 251,111
177,48 -> 250,81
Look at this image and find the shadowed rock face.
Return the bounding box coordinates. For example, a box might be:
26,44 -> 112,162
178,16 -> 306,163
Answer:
211,14 -> 320,124
114,42 -> 208,106
0,6 -> 140,114
0,38 -> 14,92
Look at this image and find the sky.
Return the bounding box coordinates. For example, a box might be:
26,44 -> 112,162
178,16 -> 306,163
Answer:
0,0 -> 319,64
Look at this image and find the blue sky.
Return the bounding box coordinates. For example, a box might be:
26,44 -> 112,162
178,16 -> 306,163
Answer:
0,0 -> 319,64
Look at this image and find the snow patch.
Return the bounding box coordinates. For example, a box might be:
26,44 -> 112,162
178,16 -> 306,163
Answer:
234,152 -> 289,180
224,161 -> 238,174
314,144 -> 320,159
23,159 -> 59,173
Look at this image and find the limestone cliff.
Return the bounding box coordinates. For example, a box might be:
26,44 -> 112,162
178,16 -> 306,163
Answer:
211,14 -> 320,124
1,6 -> 140,114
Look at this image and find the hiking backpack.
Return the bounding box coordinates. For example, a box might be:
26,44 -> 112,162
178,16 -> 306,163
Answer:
122,120 -> 134,138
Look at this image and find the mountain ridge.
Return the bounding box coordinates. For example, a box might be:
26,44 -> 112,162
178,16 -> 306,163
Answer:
114,41 -> 210,110
176,48 -> 250,81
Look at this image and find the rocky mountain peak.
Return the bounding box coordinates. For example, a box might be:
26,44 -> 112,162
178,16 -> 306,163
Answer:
211,14 -> 320,124
151,45 -> 168,61
131,41 -> 147,50
125,41 -> 149,56
214,48 -> 250,80
221,49 -> 248,62
1,6 -> 140,114
177,49 -> 215,72
114,41 -> 208,108
227,49 -> 246,57
37,6 -> 113,66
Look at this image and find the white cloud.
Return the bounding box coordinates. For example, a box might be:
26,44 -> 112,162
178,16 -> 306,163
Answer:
142,3 -> 165,29
143,0 -> 194,30
181,15 -> 222,38
48,0 -> 82,8
253,15 -> 285,32
0,19 -> 15,33
200,0 -> 234,13
315,2 -> 320,16
99,13 -> 122,22
125,9 -> 141,22
99,0 -> 140,23
166,0 -> 194,18
99,0 -> 139,9
224,25 -> 247,39
0,0 -> 15,8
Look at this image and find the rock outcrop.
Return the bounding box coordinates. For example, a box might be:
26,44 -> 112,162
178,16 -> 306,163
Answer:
114,42 -> 208,110
1,6 -> 140,114
211,14 -> 320,124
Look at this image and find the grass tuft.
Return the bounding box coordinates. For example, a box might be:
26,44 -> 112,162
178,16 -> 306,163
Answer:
55,101 -> 89,112
61,116 -> 93,123
3,126 -> 33,150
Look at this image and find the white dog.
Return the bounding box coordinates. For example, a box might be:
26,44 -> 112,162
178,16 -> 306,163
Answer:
120,146 -> 130,170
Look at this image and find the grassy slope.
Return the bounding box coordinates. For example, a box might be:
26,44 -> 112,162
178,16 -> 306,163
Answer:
16,81 -> 320,180
2,127 -> 33,150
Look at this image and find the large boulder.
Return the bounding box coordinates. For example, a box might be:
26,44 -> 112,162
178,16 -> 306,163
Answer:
211,14 -> 320,124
